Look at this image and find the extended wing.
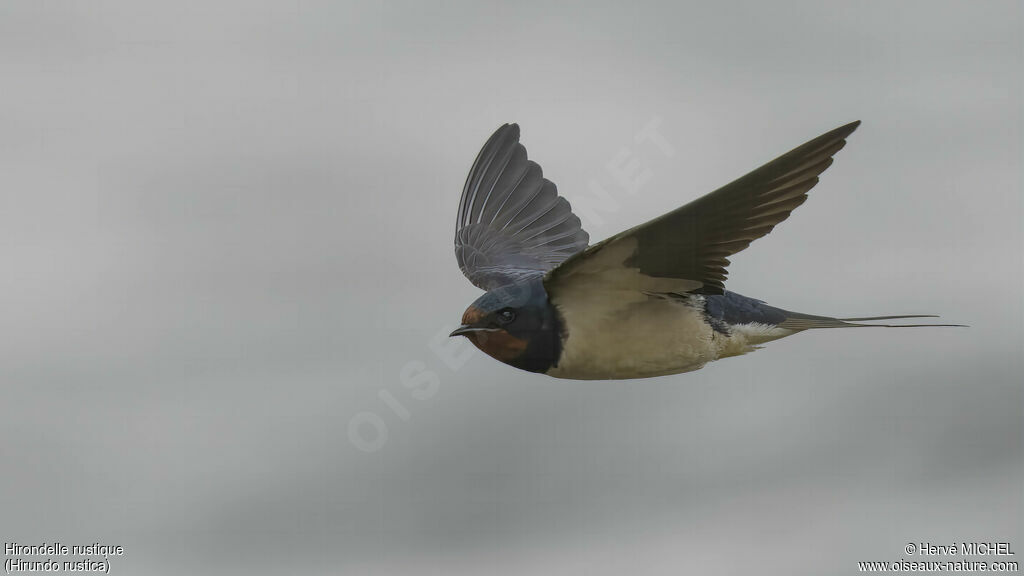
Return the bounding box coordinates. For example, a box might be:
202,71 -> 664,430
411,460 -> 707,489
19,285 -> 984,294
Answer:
545,121 -> 861,295
455,124 -> 589,291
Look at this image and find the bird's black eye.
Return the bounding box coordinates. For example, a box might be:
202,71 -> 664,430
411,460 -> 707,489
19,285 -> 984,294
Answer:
497,309 -> 516,324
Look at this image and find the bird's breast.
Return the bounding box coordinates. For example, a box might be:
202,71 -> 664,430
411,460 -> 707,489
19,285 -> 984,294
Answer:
546,291 -> 722,380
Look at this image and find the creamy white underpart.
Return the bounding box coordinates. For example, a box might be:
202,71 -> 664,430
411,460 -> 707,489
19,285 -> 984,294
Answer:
548,239 -> 794,379
547,269 -> 795,380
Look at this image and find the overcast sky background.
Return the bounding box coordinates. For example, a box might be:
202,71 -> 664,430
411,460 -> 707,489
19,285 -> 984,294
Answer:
1,2 -> 1021,575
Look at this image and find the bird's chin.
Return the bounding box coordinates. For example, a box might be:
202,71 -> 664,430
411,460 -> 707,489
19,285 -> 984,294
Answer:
464,329 -> 528,363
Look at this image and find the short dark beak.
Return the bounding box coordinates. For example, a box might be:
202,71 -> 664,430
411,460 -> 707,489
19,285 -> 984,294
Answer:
449,325 -> 496,337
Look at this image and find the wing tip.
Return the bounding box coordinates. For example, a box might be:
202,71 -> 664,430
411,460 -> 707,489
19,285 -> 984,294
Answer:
482,123 -> 521,151
497,122 -> 520,139
834,119 -> 861,139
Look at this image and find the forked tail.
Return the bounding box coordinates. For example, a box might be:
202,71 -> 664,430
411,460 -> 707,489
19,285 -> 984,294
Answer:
778,312 -> 966,330
702,292 -> 966,331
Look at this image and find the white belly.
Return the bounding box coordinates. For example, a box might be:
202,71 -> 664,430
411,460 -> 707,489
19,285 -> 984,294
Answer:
547,293 -> 793,380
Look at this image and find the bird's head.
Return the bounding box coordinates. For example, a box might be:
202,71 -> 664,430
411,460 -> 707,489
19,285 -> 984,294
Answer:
449,279 -> 563,373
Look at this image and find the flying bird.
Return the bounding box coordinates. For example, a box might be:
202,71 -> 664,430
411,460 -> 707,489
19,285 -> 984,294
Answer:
450,122 -> 959,379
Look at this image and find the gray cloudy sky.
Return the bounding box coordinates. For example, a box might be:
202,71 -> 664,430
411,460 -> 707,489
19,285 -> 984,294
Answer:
1,1 -> 1020,575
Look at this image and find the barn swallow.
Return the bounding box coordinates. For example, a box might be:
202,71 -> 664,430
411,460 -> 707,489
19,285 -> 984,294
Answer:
450,122 -> 960,379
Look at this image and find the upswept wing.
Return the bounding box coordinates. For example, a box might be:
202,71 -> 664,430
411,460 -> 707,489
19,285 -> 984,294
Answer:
545,121 -> 861,295
455,124 -> 589,291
